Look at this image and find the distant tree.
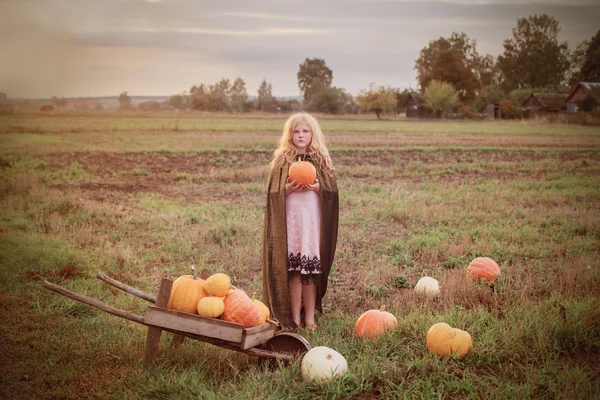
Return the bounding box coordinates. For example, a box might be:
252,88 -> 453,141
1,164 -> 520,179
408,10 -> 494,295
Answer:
415,32 -> 495,92
456,104 -> 475,119
474,85 -> 506,111
356,84 -> 397,119
423,80 -> 459,117
51,96 -> 68,110
208,79 -> 231,112
118,91 -> 133,110
344,95 -> 360,114
568,39 -> 591,86
168,93 -> 187,110
297,58 -> 333,101
395,89 -> 410,115
0,92 -> 8,102
190,84 -> 209,110
229,78 -> 248,112
499,99 -> 516,119
497,14 -> 570,91
479,54 -> 501,87
579,29 -> 600,82
419,48 -> 479,102
188,79 -> 254,112
276,98 -> 301,113
257,79 -> 276,111
242,98 -> 257,112
304,86 -> 352,114
137,101 -> 160,112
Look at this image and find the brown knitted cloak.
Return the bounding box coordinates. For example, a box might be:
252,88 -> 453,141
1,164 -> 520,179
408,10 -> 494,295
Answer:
262,157 -> 339,328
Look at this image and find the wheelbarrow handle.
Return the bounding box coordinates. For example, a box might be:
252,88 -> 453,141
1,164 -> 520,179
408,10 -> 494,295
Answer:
43,280 -> 147,326
96,273 -> 157,303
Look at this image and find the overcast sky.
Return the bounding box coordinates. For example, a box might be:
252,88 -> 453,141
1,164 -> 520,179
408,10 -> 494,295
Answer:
0,0 -> 598,98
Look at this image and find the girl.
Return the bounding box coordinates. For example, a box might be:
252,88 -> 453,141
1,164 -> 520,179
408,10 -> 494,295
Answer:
262,113 -> 339,331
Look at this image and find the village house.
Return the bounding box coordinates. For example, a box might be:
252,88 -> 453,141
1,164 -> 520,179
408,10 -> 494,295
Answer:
566,82 -> 600,113
481,103 -> 501,120
405,92 -> 437,119
522,93 -> 568,115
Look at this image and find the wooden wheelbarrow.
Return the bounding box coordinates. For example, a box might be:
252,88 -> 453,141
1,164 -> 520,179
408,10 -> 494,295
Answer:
43,272 -> 311,366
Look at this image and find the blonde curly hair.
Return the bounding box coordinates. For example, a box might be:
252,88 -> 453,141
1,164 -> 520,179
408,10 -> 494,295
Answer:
269,113 -> 334,175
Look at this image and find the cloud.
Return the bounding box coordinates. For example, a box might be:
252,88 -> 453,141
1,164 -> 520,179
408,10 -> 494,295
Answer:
0,1 -> 92,97
376,0 -> 599,5
1,0 -> 598,97
182,27 -> 329,36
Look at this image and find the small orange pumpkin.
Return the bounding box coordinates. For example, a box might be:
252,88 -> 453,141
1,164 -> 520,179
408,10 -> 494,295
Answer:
222,290 -> 261,327
426,322 -> 472,358
467,257 -> 500,282
205,273 -> 231,297
252,297 -> 270,324
197,295 -> 225,318
168,266 -> 208,314
354,305 -> 398,338
289,157 -> 316,186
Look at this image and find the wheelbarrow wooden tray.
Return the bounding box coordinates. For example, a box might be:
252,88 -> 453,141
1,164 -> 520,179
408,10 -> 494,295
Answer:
144,306 -> 276,350
42,273 -> 309,365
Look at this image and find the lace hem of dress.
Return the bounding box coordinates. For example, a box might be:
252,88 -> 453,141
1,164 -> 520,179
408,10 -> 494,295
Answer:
288,252 -> 321,285
288,271 -> 319,285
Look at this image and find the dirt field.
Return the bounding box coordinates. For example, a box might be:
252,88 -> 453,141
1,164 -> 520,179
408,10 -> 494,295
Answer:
1,113 -> 599,399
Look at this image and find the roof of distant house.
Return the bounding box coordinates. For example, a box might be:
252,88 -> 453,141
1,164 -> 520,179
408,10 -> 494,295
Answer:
407,92 -> 424,105
523,93 -> 568,110
580,82 -> 600,90
566,82 -> 600,103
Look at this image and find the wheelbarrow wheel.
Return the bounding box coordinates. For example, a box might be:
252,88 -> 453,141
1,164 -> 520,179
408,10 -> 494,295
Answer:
258,332 -> 311,369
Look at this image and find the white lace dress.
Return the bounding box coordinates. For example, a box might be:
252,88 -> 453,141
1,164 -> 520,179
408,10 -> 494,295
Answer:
286,189 -> 322,284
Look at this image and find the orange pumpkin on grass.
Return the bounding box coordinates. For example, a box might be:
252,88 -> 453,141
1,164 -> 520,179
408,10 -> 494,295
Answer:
354,306 -> 398,338
426,322 -> 472,358
467,257 -> 500,282
289,157 -> 316,186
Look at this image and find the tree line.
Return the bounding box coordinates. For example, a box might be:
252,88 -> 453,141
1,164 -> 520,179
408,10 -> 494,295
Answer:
114,14 -> 599,118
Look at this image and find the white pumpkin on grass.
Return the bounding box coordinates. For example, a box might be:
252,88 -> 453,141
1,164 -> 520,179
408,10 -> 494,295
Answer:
301,346 -> 348,383
414,276 -> 440,297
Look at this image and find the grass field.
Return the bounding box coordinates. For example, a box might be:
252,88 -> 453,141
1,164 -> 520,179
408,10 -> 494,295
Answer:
1,111 -> 599,399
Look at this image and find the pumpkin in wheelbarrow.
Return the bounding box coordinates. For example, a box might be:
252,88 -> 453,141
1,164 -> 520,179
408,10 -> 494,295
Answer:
252,296 -> 270,324
197,295 -> 225,318
204,273 -> 232,297
221,289 -> 261,327
168,266 -> 208,314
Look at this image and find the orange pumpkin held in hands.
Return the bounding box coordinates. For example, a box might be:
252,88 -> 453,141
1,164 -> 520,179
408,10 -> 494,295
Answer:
467,257 -> 501,282
289,157 -> 316,186
354,305 -> 398,338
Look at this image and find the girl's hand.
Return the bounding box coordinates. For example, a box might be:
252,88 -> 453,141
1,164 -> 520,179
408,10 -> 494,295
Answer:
285,179 -> 303,196
305,179 -> 320,195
